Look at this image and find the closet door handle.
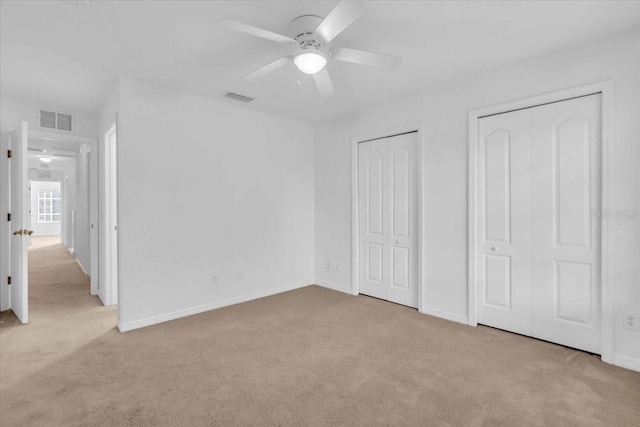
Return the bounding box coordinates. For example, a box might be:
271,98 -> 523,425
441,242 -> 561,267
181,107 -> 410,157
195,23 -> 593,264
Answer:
490,246 -> 499,251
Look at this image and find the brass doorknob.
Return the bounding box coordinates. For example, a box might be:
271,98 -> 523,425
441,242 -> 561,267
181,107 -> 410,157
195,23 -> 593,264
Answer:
12,229 -> 32,236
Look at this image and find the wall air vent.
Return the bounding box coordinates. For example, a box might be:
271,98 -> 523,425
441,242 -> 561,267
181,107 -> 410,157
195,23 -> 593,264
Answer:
223,92 -> 253,103
39,109 -> 73,132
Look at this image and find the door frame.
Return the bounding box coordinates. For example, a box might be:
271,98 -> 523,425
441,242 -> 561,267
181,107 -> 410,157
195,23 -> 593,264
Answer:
467,80 -> 614,363
102,122 -> 118,307
351,122 -> 425,311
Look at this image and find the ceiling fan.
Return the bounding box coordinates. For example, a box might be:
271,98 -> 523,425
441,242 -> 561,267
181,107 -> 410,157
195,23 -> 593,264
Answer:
220,0 -> 402,97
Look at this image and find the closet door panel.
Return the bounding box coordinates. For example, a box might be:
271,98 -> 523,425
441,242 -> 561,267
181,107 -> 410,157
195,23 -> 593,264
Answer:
477,109 -> 532,335
358,133 -> 419,308
531,94 -> 602,354
359,143 -> 388,300
386,133 -> 419,308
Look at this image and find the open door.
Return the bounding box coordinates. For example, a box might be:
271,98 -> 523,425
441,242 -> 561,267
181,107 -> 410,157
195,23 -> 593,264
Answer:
10,121 -> 29,323
99,123 -> 118,306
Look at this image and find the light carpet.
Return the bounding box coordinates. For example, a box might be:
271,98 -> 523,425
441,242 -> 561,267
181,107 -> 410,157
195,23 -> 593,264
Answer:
1,239 -> 639,426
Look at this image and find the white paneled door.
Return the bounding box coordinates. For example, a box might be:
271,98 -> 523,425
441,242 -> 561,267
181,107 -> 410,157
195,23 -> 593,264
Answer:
358,132 -> 418,308
477,94 -> 602,353
531,96 -> 602,353
10,121 -> 29,324
478,109 -> 533,336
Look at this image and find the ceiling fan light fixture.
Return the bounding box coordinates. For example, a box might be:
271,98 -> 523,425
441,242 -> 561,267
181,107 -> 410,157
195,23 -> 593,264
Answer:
294,51 -> 326,74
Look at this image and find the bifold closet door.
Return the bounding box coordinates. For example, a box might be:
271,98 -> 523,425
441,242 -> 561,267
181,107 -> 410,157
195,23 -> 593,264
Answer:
531,95 -> 602,354
358,133 -> 419,308
477,94 -> 602,354
477,109 -> 533,335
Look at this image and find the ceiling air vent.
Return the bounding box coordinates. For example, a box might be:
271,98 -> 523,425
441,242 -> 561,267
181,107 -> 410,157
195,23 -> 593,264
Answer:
39,109 -> 73,132
223,92 -> 253,103
37,170 -> 51,179
52,148 -> 77,158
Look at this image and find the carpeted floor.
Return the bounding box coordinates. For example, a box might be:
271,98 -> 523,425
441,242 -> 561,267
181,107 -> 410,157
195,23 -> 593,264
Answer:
1,240 -> 639,426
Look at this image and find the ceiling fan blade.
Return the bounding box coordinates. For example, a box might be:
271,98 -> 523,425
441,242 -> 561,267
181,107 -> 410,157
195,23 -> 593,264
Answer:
331,47 -> 402,70
314,0 -> 366,44
313,67 -> 334,98
241,56 -> 293,80
219,19 -> 295,44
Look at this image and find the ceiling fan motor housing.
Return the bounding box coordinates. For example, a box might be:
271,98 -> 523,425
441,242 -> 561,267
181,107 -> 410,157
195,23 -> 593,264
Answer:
290,15 -> 325,51
224,2 -> 400,96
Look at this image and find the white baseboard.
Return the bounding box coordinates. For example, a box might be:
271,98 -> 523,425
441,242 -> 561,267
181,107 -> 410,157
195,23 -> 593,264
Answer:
420,305 -> 469,325
118,282 -> 310,333
316,283 -> 470,327
612,354 -> 640,372
75,259 -> 89,279
315,280 -> 353,295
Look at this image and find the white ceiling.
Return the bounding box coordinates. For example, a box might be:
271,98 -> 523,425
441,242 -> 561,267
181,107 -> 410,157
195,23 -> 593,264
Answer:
27,136 -> 79,165
2,1 -> 640,124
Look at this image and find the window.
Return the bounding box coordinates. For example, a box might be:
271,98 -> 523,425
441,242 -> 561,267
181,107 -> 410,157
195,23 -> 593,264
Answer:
38,190 -> 61,223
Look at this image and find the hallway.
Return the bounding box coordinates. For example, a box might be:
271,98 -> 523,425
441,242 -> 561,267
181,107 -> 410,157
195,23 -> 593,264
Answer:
26,236 -> 104,322
0,237 -> 117,417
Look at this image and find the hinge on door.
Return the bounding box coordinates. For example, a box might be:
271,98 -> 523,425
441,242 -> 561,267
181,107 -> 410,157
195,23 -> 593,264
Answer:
7,213 -> 10,222
7,150 -> 12,158
7,276 -> 11,285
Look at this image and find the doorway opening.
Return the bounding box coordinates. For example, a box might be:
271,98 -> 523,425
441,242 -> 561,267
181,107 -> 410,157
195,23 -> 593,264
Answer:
0,122 -> 113,326
29,180 -> 63,247
24,131 -> 99,317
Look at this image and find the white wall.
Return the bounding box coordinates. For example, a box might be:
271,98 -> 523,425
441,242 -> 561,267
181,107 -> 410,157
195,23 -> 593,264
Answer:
29,180 -> 61,236
63,164 -> 76,251
115,78 -> 315,330
314,28 -> 640,369
74,144 -> 90,274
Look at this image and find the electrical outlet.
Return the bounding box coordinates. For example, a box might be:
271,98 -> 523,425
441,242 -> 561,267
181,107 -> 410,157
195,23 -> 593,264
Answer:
212,275 -> 218,285
336,262 -> 342,272
623,313 -> 640,331
326,261 -> 331,270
